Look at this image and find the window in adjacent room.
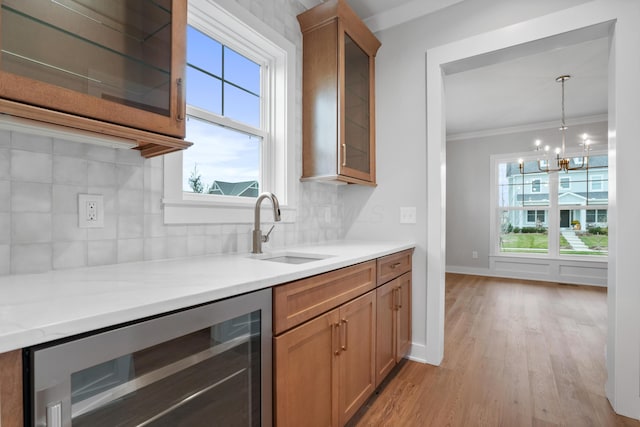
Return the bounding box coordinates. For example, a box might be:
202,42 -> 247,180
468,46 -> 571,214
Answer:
493,152 -> 608,257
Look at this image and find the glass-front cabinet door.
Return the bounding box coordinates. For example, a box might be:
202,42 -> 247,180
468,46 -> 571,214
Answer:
341,33 -> 373,182
0,0 -> 186,138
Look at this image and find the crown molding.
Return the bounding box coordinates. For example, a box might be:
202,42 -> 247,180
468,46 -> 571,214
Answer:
363,0 -> 463,32
447,114 -> 608,142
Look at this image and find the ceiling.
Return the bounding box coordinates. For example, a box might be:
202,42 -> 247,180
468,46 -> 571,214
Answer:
299,0 -> 464,32
445,36 -> 609,137
298,1 -> 609,140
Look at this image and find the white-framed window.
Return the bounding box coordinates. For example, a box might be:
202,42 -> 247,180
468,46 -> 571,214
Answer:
491,151 -> 608,258
531,179 -> 541,193
590,174 -> 603,191
163,0 -> 296,224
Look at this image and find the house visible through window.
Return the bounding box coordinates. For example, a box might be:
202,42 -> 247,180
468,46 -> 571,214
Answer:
494,152 -> 608,257
183,25 -> 263,197
531,179 -> 541,192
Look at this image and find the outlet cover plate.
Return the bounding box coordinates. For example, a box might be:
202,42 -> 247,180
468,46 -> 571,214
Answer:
400,207 -> 417,224
79,194 -> 104,228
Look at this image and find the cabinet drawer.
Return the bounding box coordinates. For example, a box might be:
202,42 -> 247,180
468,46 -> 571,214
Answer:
273,261 -> 376,335
377,249 -> 413,285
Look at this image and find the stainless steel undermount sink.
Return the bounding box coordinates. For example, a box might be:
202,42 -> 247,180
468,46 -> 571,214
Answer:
251,252 -> 333,264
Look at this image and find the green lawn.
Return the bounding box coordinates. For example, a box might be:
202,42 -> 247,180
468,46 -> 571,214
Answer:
501,232 -> 608,256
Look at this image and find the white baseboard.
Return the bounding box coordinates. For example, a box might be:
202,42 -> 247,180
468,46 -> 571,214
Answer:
407,342 -> 428,364
447,257 -> 607,287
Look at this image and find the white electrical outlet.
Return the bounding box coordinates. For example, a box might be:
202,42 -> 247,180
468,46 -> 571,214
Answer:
79,194 -> 104,228
472,251 -> 479,259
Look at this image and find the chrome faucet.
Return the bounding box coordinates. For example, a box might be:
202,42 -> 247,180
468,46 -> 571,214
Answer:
252,192 -> 281,254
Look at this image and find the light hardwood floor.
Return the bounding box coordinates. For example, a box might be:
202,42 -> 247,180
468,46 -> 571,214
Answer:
350,274 -> 639,427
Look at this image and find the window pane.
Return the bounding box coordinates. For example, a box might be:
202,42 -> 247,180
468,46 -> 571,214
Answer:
184,116 -> 261,197
187,26 -> 222,76
560,177 -> 570,189
224,47 -> 260,95
186,67 -> 222,114
559,209 -> 608,256
224,83 -> 260,128
497,160 -> 549,207
498,209 -> 548,254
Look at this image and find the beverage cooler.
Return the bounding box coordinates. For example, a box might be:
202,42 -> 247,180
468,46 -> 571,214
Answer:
24,288 -> 272,427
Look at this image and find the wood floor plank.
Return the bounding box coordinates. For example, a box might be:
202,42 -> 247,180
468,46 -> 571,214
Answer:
350,274 -> 640,427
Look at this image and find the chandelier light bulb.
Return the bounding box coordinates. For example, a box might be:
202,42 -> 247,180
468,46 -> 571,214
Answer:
535,139 -> 542,147
544,145 -> 550,152
555,147 -> 561,155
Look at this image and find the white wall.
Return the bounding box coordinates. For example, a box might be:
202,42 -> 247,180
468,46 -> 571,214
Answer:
446,121 -> 608,285
343,0 -> 640,419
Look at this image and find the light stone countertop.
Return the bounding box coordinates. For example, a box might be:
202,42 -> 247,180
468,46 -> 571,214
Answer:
0,240 -> 415,353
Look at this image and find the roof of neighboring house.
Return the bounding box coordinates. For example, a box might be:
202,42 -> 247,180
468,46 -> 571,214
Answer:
209,180 -> 259,197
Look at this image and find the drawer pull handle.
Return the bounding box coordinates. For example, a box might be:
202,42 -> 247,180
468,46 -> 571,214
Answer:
333,323 -> 341,355
390,262 -> 402,269
397,287 -> 403,309
341,319 -> 348,351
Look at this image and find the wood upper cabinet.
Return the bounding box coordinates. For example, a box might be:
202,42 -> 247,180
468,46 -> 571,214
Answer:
0,0 -> 191,157
0,350 -> 23,427
297,0 -> 381,186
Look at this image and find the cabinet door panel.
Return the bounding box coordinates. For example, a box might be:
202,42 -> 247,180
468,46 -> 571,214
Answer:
338,291 -> 375,425
0,0 -> 186,138
396,273 -> 412,362
0,350 -> 23,427
275,309 -> 340,427
375,280 -> 396,387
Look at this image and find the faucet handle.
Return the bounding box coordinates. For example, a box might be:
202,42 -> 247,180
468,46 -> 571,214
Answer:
262,225 -> 275,243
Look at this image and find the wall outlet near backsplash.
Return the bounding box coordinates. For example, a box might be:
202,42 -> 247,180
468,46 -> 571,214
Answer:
78,194 -> 104,228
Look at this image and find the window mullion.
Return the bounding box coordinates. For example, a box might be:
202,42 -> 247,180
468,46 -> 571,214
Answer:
548,172 -> 560,257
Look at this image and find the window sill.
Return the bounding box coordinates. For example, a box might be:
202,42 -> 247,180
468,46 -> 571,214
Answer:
163,198 -> 297,225
490,253 -> 608,264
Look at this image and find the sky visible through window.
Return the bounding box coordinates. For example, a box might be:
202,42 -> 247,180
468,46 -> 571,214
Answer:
183,25 -> 262,194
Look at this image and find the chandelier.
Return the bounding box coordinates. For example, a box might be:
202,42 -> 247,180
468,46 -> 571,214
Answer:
519,75 -> 591,174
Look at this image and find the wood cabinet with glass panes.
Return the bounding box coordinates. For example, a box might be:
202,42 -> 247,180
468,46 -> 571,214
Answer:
297,0 -> 381,185
0,0 -> 191,157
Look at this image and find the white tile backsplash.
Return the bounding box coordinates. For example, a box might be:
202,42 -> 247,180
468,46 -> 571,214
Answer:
12,132 -> 52,153
53,156 -> 88,186
0,130 -> 9,148
0,213 -> 9,244
12,213 -> 52,244
88,240 -> 117,266
11,150 -> 52,183
0,149 -> 9,180
12,243 -> 52,274
0,180 -> 9,212
11,182 -> 52,212
52,214 -> 87,241
0,0 -> 343,277
53,241 -> 87,269
0,244 -> 9,275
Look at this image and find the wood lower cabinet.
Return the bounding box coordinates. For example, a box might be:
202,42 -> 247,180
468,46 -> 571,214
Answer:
274,308 -> 340,427
274,292 -> 376,427
375,273 -> 412,386
273,250 -> 413,426
0,349 -> 23,427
